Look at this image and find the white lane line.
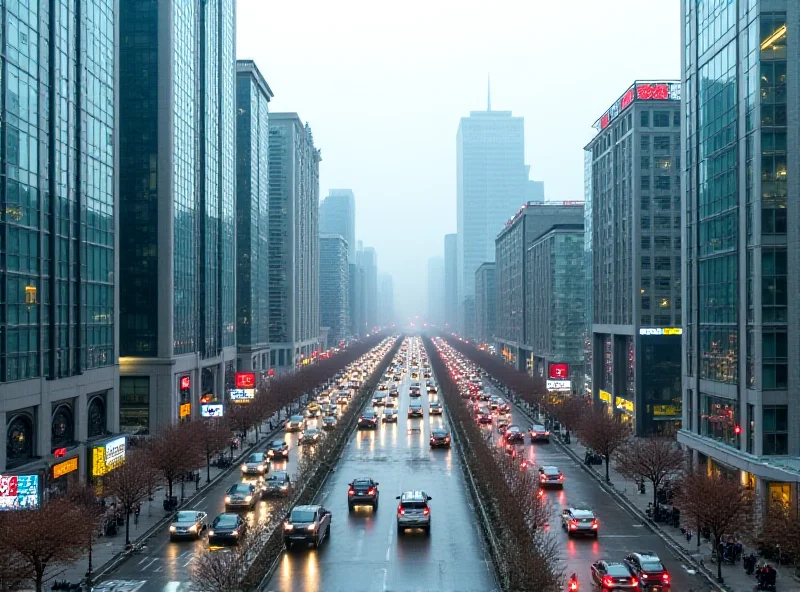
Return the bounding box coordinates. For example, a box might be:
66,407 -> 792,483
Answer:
142,558 -> 158,570
382,567 -> 389,591
385,546 -> 390,561
191,496 -> 206,508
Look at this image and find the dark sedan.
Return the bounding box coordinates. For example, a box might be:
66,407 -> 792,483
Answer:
504,425 -> 525,444
429,428 -> 451,448
267,439 -> 289,460
358,411 -> 378,429
208,513 -> 246,546
590,560 -> 639,590
262,470 -> 291,497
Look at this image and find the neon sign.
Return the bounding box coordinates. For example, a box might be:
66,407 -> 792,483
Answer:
594,81 -> 681,131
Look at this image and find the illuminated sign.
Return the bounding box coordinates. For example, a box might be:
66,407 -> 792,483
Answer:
639,327 -> 683,336
616,397 -> 635,414
546,379 -> 571,391
179,403 -> 191,418
53,447 -> 67,458
549,363 -> 569,379
599,390 -> 612,403
235,372 -> 256,389
53,457 -> 79,479
594,81 -> 681,131
230,388 -> 255,403
0,475 -> 39,510
179,375 -> 191,390
653,404 -> 680,416
268,369 -> 275,377
201,404 -> 224,417
92,437 -> 126,477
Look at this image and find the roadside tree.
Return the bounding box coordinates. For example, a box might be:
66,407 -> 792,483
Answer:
146,421 -> 203,500
577,406 -> 630,483
193,418 -> 232,483
104,450 -> 159,545
615,436 -> 685,510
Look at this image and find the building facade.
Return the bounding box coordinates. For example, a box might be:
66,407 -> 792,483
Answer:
119,0 -> 237,434
349,263 -> 365,337
526,225 -> 586,393
0,0 -> 120,480
475,263 -> 497,345
444,234 -> 458,330
319,235 -> 349,344
378,273 -> 395,327
320,189 -> 356,264
235,60 -> 272,372
268,113 -> 321,369
680,0 -> 800,501
494,202 -> 584,370
359,246 -> 378,330
586,80 -> 682,436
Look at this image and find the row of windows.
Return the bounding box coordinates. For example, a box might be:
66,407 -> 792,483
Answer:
640,110 -> 680,129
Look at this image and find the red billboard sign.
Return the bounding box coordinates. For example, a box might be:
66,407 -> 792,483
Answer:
268,369 -> 275,377
179,375 -> 191,390
549,363 -> 569,380
235,372 -> 256,389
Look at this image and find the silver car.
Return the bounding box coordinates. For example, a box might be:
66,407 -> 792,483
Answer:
396,490 -> 432,535
240,452 -> 268,476
285,415 -> 306,432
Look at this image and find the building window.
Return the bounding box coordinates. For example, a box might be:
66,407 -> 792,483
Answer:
641,155 -> 650,170
700,394 -> 738,448
640,111 -> 650,127
87,396 -> 107,439
655,176 -> 671,190
51,405 -> 74,450
762,406 -> 788,455
6,414 -> 34,467
762,330 -> 788,389
673,110 -> 680,127
641,177 -> 650,190
641,216 -> 650,230
653,136 -> 671,151
641,136 -> 650,151
120,376 -> 150,435
653,111 -> 670,127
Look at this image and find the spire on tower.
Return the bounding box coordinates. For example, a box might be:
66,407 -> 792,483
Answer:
487,74 -> 491,111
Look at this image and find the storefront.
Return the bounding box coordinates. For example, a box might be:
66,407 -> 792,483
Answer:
615,396 -> 635,425
50,457 -> 79,495
89,436 -> 127,490
599,390 -> 613,415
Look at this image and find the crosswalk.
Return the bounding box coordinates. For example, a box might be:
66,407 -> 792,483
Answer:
93,581 -> 198,592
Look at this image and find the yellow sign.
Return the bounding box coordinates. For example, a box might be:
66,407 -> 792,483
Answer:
53,457 -> 78,479
599,390 -> 612,403
180,403 -> 191,418
616,397 -> 635,413
653,404 -> 679,416
92,437 -> 126,477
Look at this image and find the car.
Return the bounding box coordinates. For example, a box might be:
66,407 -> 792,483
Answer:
423,371 -> 431,378
408,402 -> 423,417
305,402 -> 321,417
378,382 -> 388,391
539,465 -> 564,488
393,374 -> 402,381
299,428 -> 322,445
409,386 -> 421,397
427,384 -> 438,394
285,415 -> 306,432
561,507 -> 599,537
396,490 -> 432,535
529,424 -> 551,443
316,394 -> 330,406
358,411 -> 379,429
337,390 -> 351,404
322,415 -> 337,430
623,552 -> 671,590
372,393 -> 387,406
505,425 -> 524,444
348,478 -> 379,510
383,408 -> 399,423
429,401 -> 443,415
498,402 -> 510,413
224,482 -> 258,511
384,398 -> 396,408
590,561 -> 639,590
477,408 -> 492,424
267,439 -> 289,459
169,510 -> 208,540
208,513 -> 246,545
262,470 -> 291,497
322,403 -> 339,417
283,505 -> 332,549
497,417 -> 510,433
240,452 -> 268,476
429,428 -> 451,448
389,386 -> 399,397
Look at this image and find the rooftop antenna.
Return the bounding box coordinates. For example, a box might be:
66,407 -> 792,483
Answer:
487,73 -> 492,111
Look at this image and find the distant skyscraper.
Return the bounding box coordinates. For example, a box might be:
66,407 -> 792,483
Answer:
427,257 -> 445,326
319,235 -> 349,343
378,274 -> 395,327
359,247 -> 378,330
268,113 -> 321,369
475,263 -> 496,344
235,60 -> 273,372
457,100 -> 528,332
349,263 -> 365,337
525,166 -> 545,203
119,0 -> 237,433
320,189 -> 356,264
444,234 -> 458,330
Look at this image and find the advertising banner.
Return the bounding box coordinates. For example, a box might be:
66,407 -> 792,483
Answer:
53,458 -> 78,479
179,403 -> 191,418
546,379 -> 571,391
235,372 -> 256,389
92,437 -> 126,477
548,363 -> 569,379
201,404 -> 224,417
230,388 -> 255,403
0,475 -> 39,510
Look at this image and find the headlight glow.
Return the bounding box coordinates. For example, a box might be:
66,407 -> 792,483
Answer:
189,524 -> 197,532
240,464 -> 247,471
232,530 -> 238,536
257,465 -> 264,471
245,495 -> 253,502
208,530 -> 215,536
169,525 -> 176,532
283,523 -> 294,530
225,496 -> 231,503
307,523 -> 317,531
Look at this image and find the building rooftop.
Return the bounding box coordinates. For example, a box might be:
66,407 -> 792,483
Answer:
591,80 -> 681,133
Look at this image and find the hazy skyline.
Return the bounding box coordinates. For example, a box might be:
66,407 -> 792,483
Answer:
237,0 -> 680,320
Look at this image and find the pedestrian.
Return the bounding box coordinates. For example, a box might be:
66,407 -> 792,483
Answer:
195,472 -> 201,489
134,503 -> 141,527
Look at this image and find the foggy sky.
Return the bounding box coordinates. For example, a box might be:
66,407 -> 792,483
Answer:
236,0 -> 680,322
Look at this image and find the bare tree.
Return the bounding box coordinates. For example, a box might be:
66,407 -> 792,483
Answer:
226,402 -> 256,444
0,522 -> 28,592
577,405 -> 630,483
190,545 -> 250,592
104,450 -> 159,545
67,482 -> 105,587
756,502 -> 800,570
193,418 -> 233,483
146,421 -> 202,499
674,470 -> 754,583
615,436 -> 685,509
552,396 -> 591,432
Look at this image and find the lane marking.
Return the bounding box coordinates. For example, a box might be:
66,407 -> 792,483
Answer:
191,496 -> 206,508
385,546 -> 390,561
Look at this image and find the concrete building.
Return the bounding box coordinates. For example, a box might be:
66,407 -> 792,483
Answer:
320,189 -> 356,264
526,225 -> 586,394
444,234 -> 458,331
268,113 -> 321,369
475,263 -> 497,345
349,263 -> 366,337
427,257 -> 445,327
359,246 -> 378,330
680,1 -> 800,500
319,235 -> 349,344
119,0 -> 237,434
378,273 -> 395,327
583,149 -> 594,397
235,60 -> 273,372
586,81 -> 682,436
494,202 -> 584,370
0,0 -> 120,480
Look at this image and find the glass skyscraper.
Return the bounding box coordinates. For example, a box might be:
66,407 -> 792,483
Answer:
320,189 -> 356,264
319,235 -> 349,344
444,234 -> 458,330
0,0 -> 120,476
119,0 -> 237,433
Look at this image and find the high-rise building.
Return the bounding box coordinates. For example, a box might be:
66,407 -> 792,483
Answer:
494,202 -> 584,370
586,81 -> 682,436
119,0 -> 237,433
525,167 -> 545,203
378,273 -> 395,327
319,235 -> 349,344
681,2 -> 800,494
235,60 -> 273,372
427,257 -> 445,327
0,0 -> 119,475
475,263 -> 497,344
268,113 -> 321,369
359,247 -> 378,330
456,102 -> 528,333
526,225 -> 585,394
320,190 -> 356,264
349,263 -> 365,337
583,149 -> 594,397
444,234 -> 458,330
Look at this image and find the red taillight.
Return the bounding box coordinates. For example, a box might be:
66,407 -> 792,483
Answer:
569,581 -> 578,591
367,487 -> 375,495
521,461 -> 528,469
591,520 -> 599,529
662,573 -> 670,583
630,577 -> 638,586
601,575 -> 613,588
569,520 -> 578,530
423,507 -> 430,516
348,488 -> 355,496
539,474 -> 546,480
397,505 -> 404,515
559,474 -> 564,481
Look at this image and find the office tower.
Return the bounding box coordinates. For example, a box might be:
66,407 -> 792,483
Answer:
583,149 -> 594,397
427,257 -> 445,326
378,273 -> 395,327
526,225 -> 585,395
359,247 -> 378,330
495,202 -> 584,370
444,234 -> 458,330
320,189 -> 356,264
0,0 -> 118,476
349,263 -> 365,337
268,113 -> 322,369
586,81 -> 681,436
475,263 -> 497,344
525,166 -> 545,203
682,2 -> 799,495
119,0 -> 237,433
456,99 -> 530,332
319,235 -> 349,344
235,60 -> 273,372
